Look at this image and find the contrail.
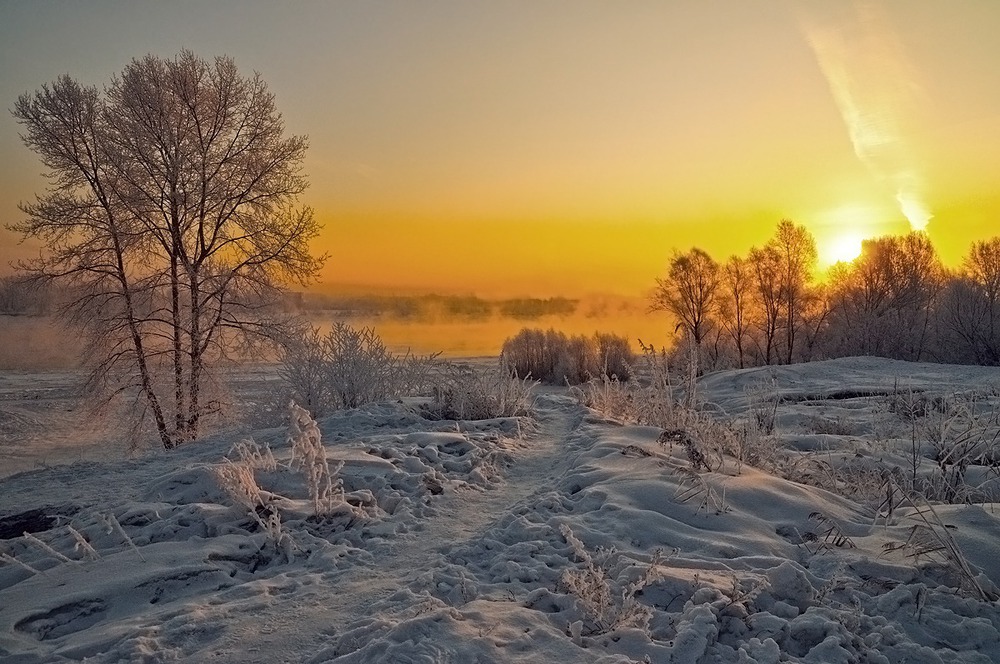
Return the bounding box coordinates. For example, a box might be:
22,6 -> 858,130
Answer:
800,1 -> 931,231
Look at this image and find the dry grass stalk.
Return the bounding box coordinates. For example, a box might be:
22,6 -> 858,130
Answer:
100,513 -> 144,561
559,524 -> 657,635
22,532 -> 73,564
805,512 -> 856,553
882,489 -> 993,601
0,551 -> 42,576
672,467 -> 730,515
288,401 -> 343,515
68,526 -> 100,561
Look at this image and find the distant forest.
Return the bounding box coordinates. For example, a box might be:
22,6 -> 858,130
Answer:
291,293 -> 581,321
0,279 -> 583,323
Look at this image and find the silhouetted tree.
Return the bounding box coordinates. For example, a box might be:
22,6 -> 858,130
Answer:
797,282 -> 830,362
965,238 -> 1000,362
826,233 -> 941,360
767,219 -> 817,364
652,248 -> 720,371
937,275 -> 992,364
10,51 -> 324,449
719,255 -> 752,369
748,244 -> 782,365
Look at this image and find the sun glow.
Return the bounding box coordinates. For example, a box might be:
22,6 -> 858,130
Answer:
821,231 -> 865,267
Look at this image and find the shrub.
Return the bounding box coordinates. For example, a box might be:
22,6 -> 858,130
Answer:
594,332 -> 634,381
278,326 -> 329,416
427,358 -> 536,420
582,342 -> 694,428
501,328 -> 635,384
559,524 -> 658,636
279,322 -> 440,416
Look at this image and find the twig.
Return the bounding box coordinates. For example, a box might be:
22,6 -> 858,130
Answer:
101,513 -> 145,562
23,531 -> 74,564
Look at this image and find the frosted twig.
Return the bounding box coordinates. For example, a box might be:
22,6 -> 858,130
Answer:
1,551 -> 43,576
68,526 -> 101,561
101,513 -> 145,562
23,532 -> 73,563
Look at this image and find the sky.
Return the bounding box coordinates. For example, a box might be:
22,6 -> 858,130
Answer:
1,1 -> 999,297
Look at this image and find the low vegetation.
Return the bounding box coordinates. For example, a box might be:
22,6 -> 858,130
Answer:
425,358 -> 536,421
577,349 -> 1000,603
279,322 -> 440,417
500,328 -> 635,384
279,322 -> 535,421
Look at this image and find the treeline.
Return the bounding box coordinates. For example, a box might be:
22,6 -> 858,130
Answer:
655,220 -> 1000,370
293,292 -> 579,321
0,276 -> 51,315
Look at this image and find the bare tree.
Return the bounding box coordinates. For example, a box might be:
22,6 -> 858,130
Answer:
767,219 -> 817,364
827,242 -> 894,356
937,275 -> 992,364
797,283 -> 830,362
0,275 -> 47,315
748,245 -> 782,365
967,238 -> 1000,302
894,232 -> 943,359
10,52 -> 325,449
652,248 -> 720,371
718,255 -> 752,369
964,238 -> 1000,362
826,233 -> 941,360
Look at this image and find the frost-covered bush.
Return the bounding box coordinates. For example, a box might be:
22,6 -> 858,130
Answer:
279,322 -> 440,416
594,332 -> 634,381
427,359 -> 536,420
582,342 -> 696,430
559,524 -> 657,636
501,328 -> 634,384
325,322 -> 399,409
278,325 -> 329,417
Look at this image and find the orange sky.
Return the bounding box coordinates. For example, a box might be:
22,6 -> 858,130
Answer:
2,1 -> 999,297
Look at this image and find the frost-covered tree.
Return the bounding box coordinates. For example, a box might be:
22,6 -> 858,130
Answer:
826,233 -> 941,360
9,51 -> 324,449
652,248 -> 720,368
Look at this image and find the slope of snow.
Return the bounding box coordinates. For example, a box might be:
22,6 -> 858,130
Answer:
3,357 -> 1000,662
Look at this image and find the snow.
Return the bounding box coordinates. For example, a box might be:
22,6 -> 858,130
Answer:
3,357 -> 1000,662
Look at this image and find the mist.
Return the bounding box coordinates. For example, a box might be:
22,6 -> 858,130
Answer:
297,291 -> 665,358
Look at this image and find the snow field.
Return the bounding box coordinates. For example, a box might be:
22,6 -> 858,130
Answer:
2,358 -> 1000,662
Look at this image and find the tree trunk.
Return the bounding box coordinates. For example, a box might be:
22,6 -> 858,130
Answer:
170,255 -> 186,439
111,229 -> 174,450
186,272 -> 202,441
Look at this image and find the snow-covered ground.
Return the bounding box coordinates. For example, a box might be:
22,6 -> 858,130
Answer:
3,357 -> 1000,662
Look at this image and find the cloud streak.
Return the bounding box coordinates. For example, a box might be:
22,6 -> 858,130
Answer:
801,1 -> 931,231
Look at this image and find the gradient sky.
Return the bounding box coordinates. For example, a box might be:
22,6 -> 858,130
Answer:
2,1 -> 999,296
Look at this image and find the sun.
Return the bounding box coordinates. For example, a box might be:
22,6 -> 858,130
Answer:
821,231 -> 865,267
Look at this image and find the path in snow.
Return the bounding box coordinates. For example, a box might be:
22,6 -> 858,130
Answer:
206,392 -> 585,663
